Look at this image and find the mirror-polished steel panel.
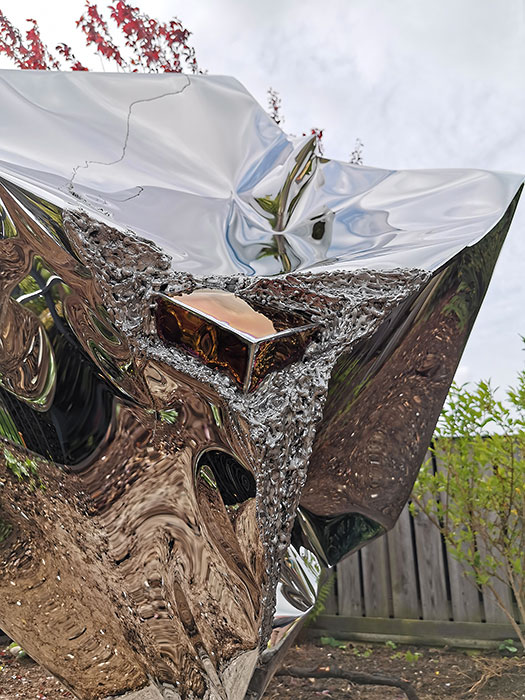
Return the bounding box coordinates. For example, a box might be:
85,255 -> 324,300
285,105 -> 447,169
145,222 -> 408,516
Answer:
0,70 -> 522,699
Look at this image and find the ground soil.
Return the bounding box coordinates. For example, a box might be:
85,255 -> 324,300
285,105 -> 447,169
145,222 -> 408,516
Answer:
0,635 -> 73,700
265,639 -> 525,700
1,637 -> 524,699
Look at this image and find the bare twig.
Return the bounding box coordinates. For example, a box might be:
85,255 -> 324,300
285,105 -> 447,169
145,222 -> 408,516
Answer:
468,655 -> 525,694
275,665 -> 420,700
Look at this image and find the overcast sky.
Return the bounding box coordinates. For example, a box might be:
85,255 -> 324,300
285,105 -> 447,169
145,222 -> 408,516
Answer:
0,0 -> 524,393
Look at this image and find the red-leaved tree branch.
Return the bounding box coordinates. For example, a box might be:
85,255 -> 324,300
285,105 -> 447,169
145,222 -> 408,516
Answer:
0,1 -> 199,73
0,14 -> 61,70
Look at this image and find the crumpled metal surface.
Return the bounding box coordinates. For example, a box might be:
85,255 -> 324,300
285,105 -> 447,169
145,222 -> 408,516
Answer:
0,70 -> 522,700
0,70 -> 521,276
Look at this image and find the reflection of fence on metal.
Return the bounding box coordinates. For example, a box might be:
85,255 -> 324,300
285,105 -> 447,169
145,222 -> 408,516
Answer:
310,451 -> 525,647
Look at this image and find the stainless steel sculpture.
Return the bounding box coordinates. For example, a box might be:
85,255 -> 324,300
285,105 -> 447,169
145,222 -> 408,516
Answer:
0,69 -> 522,700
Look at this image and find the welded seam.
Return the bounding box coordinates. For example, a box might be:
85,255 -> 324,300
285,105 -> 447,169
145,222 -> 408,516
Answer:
67,77 -> 192,195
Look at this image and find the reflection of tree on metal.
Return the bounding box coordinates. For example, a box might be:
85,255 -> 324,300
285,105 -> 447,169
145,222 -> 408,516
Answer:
0,244 -> 120,464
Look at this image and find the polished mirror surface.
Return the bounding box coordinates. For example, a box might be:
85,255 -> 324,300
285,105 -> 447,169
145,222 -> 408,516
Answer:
0,69 -> 522,700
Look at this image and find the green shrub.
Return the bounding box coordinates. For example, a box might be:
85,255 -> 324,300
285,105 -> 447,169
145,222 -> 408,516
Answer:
412,365 -> 525,649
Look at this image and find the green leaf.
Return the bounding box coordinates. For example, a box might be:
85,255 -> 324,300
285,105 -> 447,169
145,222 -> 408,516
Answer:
320,636 -> 346,649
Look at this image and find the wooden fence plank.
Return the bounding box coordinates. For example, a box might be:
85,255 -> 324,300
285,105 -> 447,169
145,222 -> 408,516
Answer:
387,505 -> 420,619
446,549 -> 482,622
434,455 -> 482,622
336,551 -> 363,617
412,505 -> 449,620
478,531 -> 515,624
309,615 -> 525,649
475,463 -> 515,624
361,535 -> 392,618
483,586 -> 515,624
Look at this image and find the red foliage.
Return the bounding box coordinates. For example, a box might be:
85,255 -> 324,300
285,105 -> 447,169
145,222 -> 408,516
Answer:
77,2 -> 126,66
55,44 -> 89,71
0,1 -> 199,73
306,127 -> 324,155
0,13 -> 60,69
106,1 -> 198,73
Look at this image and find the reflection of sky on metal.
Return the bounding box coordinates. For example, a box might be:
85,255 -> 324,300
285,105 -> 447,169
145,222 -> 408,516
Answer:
0,0 -> 522,388
172,289 -> 277,340
0,70 -> 520,284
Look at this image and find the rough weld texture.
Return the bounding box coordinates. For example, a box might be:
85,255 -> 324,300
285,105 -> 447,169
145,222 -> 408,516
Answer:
64,211 -> 430,645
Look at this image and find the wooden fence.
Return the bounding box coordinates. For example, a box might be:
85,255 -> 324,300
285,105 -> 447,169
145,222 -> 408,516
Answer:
310,452 -> 524,647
